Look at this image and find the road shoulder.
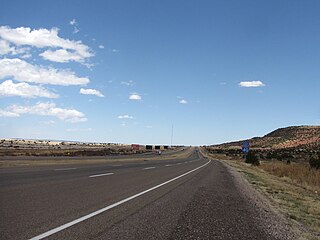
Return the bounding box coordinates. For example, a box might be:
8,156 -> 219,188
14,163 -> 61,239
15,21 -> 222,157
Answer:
202,152 -> 319,240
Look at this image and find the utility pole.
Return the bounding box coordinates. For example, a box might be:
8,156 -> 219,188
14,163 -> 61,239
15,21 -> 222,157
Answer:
170,124 -> 174,147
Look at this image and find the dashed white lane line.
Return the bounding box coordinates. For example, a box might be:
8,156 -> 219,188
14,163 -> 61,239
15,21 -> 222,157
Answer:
54,168 -> 77,171
165,164 -> 172,167
89,173 -> 114,178
142,167 -> 156,170
29,160 -> 211,240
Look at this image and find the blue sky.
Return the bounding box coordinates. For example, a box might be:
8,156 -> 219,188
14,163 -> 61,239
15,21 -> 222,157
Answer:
0,0 -> 319,145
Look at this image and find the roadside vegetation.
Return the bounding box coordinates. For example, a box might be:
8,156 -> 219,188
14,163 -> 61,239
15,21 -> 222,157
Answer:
260,160 -> 320,193
309,155 -> 320,170
202,147 -> 320,240
245,151 -> 260,166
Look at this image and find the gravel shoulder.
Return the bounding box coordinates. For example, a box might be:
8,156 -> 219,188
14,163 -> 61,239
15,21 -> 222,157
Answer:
221,160 -> 300,239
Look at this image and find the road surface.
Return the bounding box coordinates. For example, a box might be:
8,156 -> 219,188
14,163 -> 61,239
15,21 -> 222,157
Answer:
0,148 -> 293,239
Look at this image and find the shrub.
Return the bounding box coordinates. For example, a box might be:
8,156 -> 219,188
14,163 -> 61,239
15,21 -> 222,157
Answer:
309,155 -> 320,170
245,151 -> 260,166
266,152 -> 273,159
277,152 -> 294,161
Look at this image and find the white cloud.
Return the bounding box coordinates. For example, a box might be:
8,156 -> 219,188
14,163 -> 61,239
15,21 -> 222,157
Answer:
121,80 -> 135,86
0,39 -> 14,55
0,26 -> 92,62
73,27 -> 80,34
69,19 -> 80,34
118,115 -> 134,119
98,45 -> 105,49
0,109 -> 19,117
80,88 -> 104,97
83,63 -> 94,69
20,53 -> 32,59
179,99 -> 188,104
0,102 -> 87,122
129,93 -> 141,100
0,58 -> 89,86
0,80 -> 59,98
111,49 -> 119,53
13,46 -> 30,55
0,39 -> 30,56
40,49 -> 85,63
70,19 -> 77,26
239,81 -> 265,87
146,125 -> 153,129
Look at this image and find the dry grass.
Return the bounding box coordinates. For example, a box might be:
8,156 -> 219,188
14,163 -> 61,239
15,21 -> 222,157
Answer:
260,161 -> 320,193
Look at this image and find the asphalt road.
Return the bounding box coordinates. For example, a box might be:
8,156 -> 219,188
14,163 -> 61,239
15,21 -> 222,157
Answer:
0,148 -> 291,239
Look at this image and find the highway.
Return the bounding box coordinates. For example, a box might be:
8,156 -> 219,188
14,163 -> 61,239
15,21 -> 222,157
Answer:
0,148 -> 292,239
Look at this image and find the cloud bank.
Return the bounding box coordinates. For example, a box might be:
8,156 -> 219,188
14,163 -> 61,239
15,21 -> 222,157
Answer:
0,80 -> 59,98
0,26 -> 92,62
0,102 -> 87,122
0,58 -> 89,86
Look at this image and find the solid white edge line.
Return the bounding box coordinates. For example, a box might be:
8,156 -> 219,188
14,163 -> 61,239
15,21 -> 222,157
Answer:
29,160 -> 210,240
89,173 -> 114,178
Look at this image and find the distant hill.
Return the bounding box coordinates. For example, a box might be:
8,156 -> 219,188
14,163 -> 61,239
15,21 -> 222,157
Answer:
210,126 -> 320,150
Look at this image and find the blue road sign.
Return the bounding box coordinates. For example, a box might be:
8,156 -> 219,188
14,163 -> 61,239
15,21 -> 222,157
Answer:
242,147 -> 249,153
242,140 -> 250,154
